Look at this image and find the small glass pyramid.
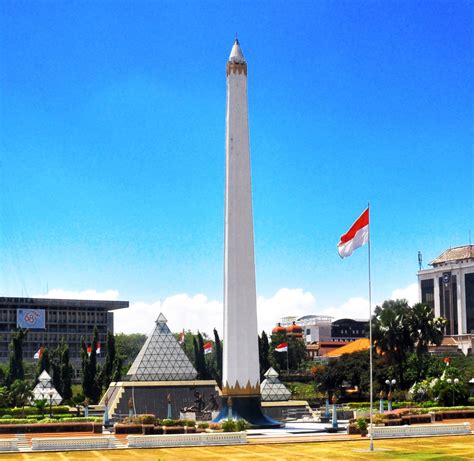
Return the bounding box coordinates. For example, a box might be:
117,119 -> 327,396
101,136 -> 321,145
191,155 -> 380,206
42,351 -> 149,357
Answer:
260,367 -> 291,401
126,313 -> 197,381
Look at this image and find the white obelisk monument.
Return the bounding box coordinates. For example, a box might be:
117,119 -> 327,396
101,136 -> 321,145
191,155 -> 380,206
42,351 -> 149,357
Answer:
216,39 -> 279,427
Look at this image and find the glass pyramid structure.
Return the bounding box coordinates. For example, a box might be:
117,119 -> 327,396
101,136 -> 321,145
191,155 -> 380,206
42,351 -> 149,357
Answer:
260,367 -> 291,402
126,313 -> 197,381
31,370 -> 63,405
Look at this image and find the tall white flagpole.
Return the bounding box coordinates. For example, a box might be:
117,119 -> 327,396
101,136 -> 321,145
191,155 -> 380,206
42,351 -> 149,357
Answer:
367,202 -> 374,451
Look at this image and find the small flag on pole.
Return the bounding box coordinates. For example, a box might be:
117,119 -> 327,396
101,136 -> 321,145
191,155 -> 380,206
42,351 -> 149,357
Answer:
443,357 -> 450,366
96,342 -> 101,354
33,347 -> 43,360
204,341 -> 213,354
275,342 -> 288,352
337,207 -> 370,258
87,345 -> 92,357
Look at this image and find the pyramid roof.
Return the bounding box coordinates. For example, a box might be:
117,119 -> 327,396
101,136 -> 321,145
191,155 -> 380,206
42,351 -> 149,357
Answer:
126,313 -> 197,381
261,367 -> 291,402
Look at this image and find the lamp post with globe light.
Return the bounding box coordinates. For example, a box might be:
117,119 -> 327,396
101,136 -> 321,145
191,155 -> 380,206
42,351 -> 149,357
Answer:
446,378 -> 459,406
385,379 -> 396,411
47,390 -> 54,417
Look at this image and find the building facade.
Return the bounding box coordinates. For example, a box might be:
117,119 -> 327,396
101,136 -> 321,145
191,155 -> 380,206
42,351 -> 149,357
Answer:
0,297 -> 128,376
417,245 -> 474,335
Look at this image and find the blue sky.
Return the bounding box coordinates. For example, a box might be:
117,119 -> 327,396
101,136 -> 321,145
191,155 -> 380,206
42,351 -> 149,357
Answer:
1,1 -> 472,334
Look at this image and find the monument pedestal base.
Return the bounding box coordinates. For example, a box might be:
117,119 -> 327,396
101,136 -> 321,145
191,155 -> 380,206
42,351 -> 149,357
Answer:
213,395 -> 282,428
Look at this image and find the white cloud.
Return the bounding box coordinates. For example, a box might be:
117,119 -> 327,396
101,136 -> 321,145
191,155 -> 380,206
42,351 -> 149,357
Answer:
37,282 -> 420,336
256,288 -> 316,334
36,288 -> 120,301
320,297 -> 370,321
390,283 -> 419,305
114,294 -> 223,336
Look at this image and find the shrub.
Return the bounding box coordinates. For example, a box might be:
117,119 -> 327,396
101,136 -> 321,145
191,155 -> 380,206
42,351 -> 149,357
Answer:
161,419 -> 179,427
221,419 -> 236,432
1,415 -> 12,419
182,420 -> 195,427
356,418 -> 367,431
197,422 -> 209,429
235,419 -> 248,431
208,423 -> 222,430
136,414 -> 156,425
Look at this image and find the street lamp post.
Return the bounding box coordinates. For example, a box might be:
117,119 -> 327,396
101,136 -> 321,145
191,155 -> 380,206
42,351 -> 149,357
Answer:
446,378 -> 459,406
385,379 -> 396,411
48,390 -> 54,418
331,395 -> 338,430
379,390 -> 385,414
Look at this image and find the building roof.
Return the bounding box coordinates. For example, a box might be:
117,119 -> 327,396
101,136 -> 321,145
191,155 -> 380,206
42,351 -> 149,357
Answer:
0,296 -> 129,311
229,38 -> 245,63
430,245 -> 474,266
325,338 -> 370,358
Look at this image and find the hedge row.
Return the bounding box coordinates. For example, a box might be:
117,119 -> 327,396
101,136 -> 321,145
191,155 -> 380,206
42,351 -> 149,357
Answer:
0,406 -> 70,416
0,422 -> 101,434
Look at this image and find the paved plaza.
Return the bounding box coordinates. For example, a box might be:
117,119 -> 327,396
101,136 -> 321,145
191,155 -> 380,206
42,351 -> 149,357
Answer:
0,434 -> 473,460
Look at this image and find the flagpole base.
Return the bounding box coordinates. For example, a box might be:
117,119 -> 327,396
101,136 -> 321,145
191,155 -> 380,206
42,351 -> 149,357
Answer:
212,395 -> 282,428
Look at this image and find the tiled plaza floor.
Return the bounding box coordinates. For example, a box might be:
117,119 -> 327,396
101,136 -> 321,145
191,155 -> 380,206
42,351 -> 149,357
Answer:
2,434 -> 473,460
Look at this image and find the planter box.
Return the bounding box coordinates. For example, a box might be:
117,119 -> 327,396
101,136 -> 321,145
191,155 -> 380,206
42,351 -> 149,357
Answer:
163,426 -> 185,434
114,424 -> 142,434
142,424 -> 154,435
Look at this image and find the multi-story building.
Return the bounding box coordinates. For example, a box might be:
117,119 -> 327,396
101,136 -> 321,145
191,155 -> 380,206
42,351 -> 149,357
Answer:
0,296 -> 128,378
331,318 -> 369,342
417,245 -> 474,335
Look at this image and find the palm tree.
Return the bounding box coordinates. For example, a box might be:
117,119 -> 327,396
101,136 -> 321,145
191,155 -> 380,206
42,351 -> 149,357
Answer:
409,303 -> 447,356
9,379 -> 33,417
372,299 -> 413,386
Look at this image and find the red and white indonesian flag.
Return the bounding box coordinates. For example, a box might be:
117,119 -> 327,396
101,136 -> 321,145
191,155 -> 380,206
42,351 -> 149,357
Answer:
337,207 -> 370,258
33,347 -> 43,360
203,341 -> 213,355
86,345 -> 92,357
275,342 -> 288,352
178,330 -> 185,345
96,342 -> 101,354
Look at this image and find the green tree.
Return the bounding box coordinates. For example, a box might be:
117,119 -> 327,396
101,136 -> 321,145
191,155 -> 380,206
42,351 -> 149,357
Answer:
60,342 -> 73,401
6,329 -> 26,386
409,303 -> 446,356
259,331 -> 271,380
9,379 -> 33,416
111,356 -> 123,382
50,343 -> 62,394
81,329 -> 101,403
372,299 -> 413,387
115,333 -> 147,369
103,331 -> 116,389
194,333 -> 208,379
269,330 -> 287,373
213,328 -> 223,387
34,398 -> 48,418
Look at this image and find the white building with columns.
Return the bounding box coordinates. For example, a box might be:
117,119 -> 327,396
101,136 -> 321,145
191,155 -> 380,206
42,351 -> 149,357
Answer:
417,245 -> 474,335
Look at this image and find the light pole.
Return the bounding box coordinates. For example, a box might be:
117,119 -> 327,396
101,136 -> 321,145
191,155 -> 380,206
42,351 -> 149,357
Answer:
48,390 -> 54,418
331,394 -> 338,430
385,379 -> 396,411
379,390 -> 385,414
446,378 -> 459,406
